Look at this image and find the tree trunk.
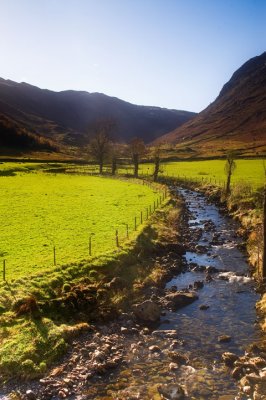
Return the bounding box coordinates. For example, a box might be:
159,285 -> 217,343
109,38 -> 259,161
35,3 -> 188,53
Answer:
133,154 -> 139,178
111,158 -> 117,175
99,161 -> 103,174
225,171 -> 231,196
154,157 -> 160,182
263,184 -> 266,280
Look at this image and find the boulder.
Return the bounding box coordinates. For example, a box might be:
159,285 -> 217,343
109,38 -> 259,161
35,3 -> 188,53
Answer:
222,352 -> 239,367
132,300 -> 161,322
165,291 -> 198,310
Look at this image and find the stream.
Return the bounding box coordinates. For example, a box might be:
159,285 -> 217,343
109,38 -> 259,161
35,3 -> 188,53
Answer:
3,188 -> 265,400
78,188 -> 263,400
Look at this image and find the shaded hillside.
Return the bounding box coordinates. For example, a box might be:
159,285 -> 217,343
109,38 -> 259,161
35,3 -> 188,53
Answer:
0,79 -> 196,153
154,52 -> 266,157
0,114 -> 56,154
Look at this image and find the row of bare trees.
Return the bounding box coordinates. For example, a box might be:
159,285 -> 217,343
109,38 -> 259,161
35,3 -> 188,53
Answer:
87,119 -> 161,181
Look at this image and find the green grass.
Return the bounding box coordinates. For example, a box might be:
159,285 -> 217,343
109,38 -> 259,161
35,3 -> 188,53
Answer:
51,159 -> 265,188
132,159 -> 265,188
159,159 -> 265,188
0,170 -> 163,280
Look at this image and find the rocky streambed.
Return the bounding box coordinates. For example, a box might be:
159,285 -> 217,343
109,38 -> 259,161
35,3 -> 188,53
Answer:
2,188 -> 266,400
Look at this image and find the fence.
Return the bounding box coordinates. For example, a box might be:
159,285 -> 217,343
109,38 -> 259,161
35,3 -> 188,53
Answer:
1,180 -> 168,281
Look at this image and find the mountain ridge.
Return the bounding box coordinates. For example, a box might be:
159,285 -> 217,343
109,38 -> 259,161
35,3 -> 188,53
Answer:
0,78 -> 196,154
154,52 -> 266,157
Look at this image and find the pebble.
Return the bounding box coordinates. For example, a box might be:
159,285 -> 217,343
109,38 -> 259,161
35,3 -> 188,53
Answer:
25,390 -> 36,400
218,335 -> 232,343
149,345 -> 161,353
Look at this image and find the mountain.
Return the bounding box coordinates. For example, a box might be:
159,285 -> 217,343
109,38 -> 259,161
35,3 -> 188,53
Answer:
154,52 -> 266,157
0,78 -> 196,155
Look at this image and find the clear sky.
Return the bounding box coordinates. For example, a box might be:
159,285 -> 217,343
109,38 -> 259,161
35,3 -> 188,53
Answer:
0,0 -> 265,112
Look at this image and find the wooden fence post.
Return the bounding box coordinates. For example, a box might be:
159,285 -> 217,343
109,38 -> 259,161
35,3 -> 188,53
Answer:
146,208 -> 148,219
135,216 -> 137,231
140,211 -> 143,224
149,205 -> 152,215
126,224 -> 129,239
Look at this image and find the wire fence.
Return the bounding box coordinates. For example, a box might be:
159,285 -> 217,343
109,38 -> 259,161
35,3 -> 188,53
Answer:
1,180 -> 168,282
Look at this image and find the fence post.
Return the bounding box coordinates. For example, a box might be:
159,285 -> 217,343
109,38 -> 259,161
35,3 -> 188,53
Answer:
149,205 -> 152,215
115,230 -> 119,247
126,224 -> 129,239
89,236 -> 92,256
135,216 -> 137,231
53,246 -> 56,266
146,208 -> 148,219
154,201 -> 156,211
3,260 -> 6,281
140,211 -> 143,224
157,198 -> 159,207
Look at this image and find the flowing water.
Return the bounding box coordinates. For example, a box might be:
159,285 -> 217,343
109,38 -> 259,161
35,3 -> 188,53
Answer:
85,188 -> 263,400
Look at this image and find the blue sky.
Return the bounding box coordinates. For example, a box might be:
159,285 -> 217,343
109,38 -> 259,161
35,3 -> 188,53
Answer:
0,0 -> 265,112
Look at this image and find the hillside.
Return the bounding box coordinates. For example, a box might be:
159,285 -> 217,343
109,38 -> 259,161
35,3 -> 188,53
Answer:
0,114 -> 57,155
154,52 -> 266,157
0,78 -> 196,155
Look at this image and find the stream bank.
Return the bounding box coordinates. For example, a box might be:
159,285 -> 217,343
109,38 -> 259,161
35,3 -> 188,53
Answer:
2,188 -> 266,400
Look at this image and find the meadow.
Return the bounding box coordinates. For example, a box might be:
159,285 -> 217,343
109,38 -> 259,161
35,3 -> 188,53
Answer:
58,159 -> 265,188
0,158 -> 264,281
0,168 -> 163,280
139,159 -> 265,188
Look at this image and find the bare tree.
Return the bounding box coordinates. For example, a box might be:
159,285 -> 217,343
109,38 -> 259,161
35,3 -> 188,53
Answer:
128,137 -> 146,178
224,151 -> 237,196
88,119 -> 115,174
151,145 -> 162,182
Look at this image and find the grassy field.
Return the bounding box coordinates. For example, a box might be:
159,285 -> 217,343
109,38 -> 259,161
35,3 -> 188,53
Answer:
0,168 -> 163,280
139,159 -> 265,188
0,158 -> 263,281
57,158 -> 265,188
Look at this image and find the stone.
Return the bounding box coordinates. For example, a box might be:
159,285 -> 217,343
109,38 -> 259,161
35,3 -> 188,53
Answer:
250,357 -> 266,369
242,386 -> 251,395
232,366 -> 244,379
165,292 -> 198,310
168,351 -> 188,364
149,345 -> 161,353
195,244 -> 208,253
157,383 -> 185,400
25,390 -> 36,400
193,280 -> 204,290
218,335 -> 232,343
199,304 -> 209,310
222,352 -> 239,367
132,300 -> 161,322
205,273 -> 213,282
169,362 -> 179,371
